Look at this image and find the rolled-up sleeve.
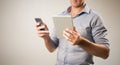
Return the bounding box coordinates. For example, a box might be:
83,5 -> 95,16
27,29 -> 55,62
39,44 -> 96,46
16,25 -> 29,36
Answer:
91,15 -> 109,48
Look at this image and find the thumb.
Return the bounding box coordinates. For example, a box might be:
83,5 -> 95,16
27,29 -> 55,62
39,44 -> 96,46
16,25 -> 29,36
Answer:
44,23 -> 49,30
73,27 -> 77,32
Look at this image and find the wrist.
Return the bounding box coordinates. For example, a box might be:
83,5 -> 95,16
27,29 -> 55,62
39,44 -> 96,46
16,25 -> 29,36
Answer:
75,36 -> 83,45
77,36 -> 91,47
43,35 -> 50,41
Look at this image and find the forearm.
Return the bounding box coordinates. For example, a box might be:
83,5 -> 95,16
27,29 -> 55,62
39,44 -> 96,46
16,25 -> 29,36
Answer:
78,37 -> 109,59
36,22 -> 57,53
43,36 -> 57,53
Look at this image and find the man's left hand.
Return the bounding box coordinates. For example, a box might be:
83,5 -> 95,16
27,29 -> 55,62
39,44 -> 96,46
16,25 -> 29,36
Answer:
63,28 -> 81,45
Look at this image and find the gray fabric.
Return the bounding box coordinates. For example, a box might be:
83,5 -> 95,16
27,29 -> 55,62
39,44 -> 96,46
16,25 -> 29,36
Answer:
50,5 -> 109,65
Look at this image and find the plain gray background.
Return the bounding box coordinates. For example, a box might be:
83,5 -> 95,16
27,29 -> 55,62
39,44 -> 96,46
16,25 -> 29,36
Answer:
0,0 -> 120,65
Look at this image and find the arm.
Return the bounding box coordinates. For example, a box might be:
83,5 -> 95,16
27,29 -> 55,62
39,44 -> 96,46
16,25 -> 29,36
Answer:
63,28 -> 109,59
77,37 -> 109,59
43,36 -> 57,52
36,23 -> 57,52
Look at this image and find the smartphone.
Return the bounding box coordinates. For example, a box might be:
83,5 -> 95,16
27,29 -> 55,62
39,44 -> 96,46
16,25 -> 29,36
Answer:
35,18 -> 43,26
35,18 -> 45,30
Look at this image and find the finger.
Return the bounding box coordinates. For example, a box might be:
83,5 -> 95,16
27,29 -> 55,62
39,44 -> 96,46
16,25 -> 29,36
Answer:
38,33 -> 48,37
36,22 -> 40,27
36,25 -> 45,31
63,32 -> 73,42
63,30 -> 71,37
65,28 -> 78,36
37,31 -> 49,38
63,33 -> 69,40
63,30 -> 74,41
38,30 -> 49,34
38,23 -> 48,30
44,24 -> 49,30
65,28 -> 73,35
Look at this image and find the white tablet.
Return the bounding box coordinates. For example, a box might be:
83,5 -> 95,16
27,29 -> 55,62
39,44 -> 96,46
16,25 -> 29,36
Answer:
53,15 -> 73,39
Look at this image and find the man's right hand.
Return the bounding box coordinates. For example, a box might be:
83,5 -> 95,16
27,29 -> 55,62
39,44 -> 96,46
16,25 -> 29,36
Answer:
35,22 -> 57,52
36,22 -> 50,39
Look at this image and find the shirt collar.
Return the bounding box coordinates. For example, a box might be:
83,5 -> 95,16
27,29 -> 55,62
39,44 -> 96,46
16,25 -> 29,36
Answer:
81,5 -> 90,14
64,4 -> 90,15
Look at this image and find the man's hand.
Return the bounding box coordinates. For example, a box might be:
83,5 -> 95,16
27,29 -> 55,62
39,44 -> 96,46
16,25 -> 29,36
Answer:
36,22 -> 49,39
35,22 -> 57,52
63,28 -> 109,59
63,27 -> 81,45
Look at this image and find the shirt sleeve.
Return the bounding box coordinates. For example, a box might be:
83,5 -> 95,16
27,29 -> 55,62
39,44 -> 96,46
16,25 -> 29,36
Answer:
91,15 -> 109,48
50,26 -> 59,47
